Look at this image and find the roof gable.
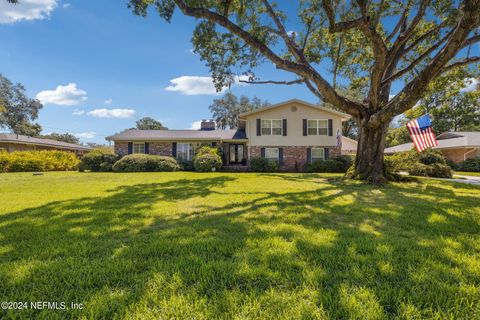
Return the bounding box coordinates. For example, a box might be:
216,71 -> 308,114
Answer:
238,99 -> 351,120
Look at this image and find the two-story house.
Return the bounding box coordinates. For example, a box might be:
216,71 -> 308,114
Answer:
106,99 -> 353,171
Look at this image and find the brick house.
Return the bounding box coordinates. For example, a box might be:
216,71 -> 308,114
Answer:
106,99 -> 352,171
384,131 -> 480,164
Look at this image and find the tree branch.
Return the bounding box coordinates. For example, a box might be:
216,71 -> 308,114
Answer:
173,0 -> 365,117
322,0 -> 364,33
442,56 -> 480,72
382,28 -> 455,84
239,79 -> 304,85
385,0 -> 412,44
372,0 -> 480,126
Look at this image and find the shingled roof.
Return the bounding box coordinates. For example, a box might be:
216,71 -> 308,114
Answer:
106,129 -> 247,141
0,133 -> 92,151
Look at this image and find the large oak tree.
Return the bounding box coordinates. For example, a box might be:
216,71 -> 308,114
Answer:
128,0 -> 479,183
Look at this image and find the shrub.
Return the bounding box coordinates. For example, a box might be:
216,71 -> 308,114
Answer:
304,155 -> 353,173
79,149 -> 118,172
457,158 -> 480,172
408,162 -> 452,178
193,153 -> 223,172
385,149 -> 452,178
249,157 -> 278,172
196,145 -> 221,157
112,154 -> 180,172
178,160 -> 195,171
0,150 -> 79,172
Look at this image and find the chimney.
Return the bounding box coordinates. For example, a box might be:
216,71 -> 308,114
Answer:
200,119 -> 216,131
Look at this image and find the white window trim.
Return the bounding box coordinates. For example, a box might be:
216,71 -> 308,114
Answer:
307,119 -> 329,136
311,147 -> 325,162
133,142 -> 145,154
265,147 -> 280,162
261,119 -> 283,136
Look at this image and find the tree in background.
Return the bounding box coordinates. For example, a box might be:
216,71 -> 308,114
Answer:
129,0 -> 480,183
136,117 -> 168,130
0,74 -> 43,135
386,72 -> 480,147
41,132 -> 80,144
209,92 -> 269,129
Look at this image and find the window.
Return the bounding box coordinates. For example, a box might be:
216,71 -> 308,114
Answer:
265,148 -> 279,163
307,119 -> 328,135
133,143 -> 145,154
261,119 -> 282,135
311,148 -> 325,162
176,142 -> 202,161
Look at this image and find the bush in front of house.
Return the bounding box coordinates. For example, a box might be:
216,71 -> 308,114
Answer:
304,155 -> 354,173
249,157 -> 278,172
0,150 -> 79,172
79,148 -> 119,172
112,154 -> 180,172
457,158 -> 480,172
193,146 -> 223,172
178,160 -> 195,171
385,148 -> 452,178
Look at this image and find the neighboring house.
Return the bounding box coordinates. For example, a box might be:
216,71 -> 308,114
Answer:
106,99 -> 351,171
341,136 -> 358,155
384,131 -> 480,164
0,133 -> 91,156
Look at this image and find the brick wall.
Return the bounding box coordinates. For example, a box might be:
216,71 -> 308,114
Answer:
114,142 -> 173,157
440,148 -> 479,164
249,145 -> 341,171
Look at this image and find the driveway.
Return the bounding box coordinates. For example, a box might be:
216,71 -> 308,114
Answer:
448,174 -> 480,185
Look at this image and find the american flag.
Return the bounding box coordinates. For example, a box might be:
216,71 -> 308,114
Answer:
406,114 -> 438,152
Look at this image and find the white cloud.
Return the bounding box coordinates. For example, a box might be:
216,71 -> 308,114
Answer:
165,76 -> 222,95
104,98 -> 113,104
36,83 -> 87,106
190,120 -> 202,130
165,75 -> 251,95
0,0 -> 57,24
62,3 -> 70,8
74,131 -> 95,139
87,108 -> 136,119
72,108 -> 85,115
462,78 -> 479,92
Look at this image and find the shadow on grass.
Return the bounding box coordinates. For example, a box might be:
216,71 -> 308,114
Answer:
0,174 -> 479,319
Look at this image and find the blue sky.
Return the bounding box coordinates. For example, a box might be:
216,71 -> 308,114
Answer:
0,1 -> 478,143
0,0 -> 316,143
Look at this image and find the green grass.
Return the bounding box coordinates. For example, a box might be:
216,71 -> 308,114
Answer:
0,172 -> 479,319
454,171 -> 480,177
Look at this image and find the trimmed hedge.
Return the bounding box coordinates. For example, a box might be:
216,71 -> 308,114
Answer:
249,157 -> 278,172
457,158 -> 480,172
385,149 -> 452,178
304,155 -> 354,173
193,146 -> 223,172
79,148 -> 118,172
0,150 -> 79,172
112,154 -> 180,172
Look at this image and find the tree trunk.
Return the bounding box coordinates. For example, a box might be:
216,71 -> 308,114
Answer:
351,118 -> 390,184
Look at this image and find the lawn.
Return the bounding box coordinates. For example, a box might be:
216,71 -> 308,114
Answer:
454,171 -> 480,177
0,172 -> 479,319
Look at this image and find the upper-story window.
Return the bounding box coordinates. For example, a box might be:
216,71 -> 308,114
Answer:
133,142 -> 145,154
307,119 -> 328,135
261,119 -> 282,135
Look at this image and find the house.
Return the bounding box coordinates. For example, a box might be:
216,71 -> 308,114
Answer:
0,133 -> 92,156
384,131 -> 480,164
106,99 -> 352,170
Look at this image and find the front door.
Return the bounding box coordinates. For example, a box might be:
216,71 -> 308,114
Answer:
229,144 -> 245,165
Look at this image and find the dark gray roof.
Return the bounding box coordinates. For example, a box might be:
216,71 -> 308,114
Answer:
106,129 -> 247,141
0,133 -> 91,151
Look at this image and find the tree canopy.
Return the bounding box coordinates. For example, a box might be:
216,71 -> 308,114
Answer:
0,74 -> 43,135
136,117 -> 168,130
41,132 -> 81,144
129,0 -> 480,183
209,92 -> 269,129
